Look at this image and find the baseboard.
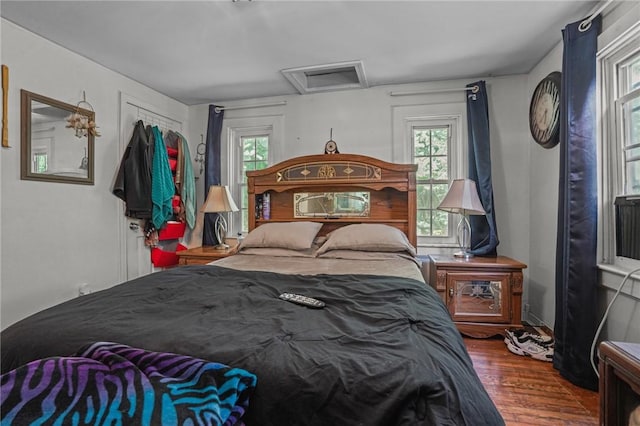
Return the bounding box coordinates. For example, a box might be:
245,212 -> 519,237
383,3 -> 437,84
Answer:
522,318 -> 553,337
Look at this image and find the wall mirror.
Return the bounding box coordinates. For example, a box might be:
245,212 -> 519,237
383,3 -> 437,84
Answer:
294,191 -> 370,218
21,89 -> 94,185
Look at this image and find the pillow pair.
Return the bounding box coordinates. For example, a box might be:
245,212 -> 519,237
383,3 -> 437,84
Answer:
239,222 -> 415,256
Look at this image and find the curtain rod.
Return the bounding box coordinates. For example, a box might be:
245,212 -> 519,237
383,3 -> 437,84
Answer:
389,85 -> 480,97
579,0 -> 614,32
214,101 -> 287,113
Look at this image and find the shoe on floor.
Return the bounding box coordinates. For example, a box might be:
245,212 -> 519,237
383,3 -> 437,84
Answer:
504,332 -> 554,362
506,328 -> 554,346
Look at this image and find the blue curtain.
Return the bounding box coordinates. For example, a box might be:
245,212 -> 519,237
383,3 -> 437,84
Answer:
466,80 -> 499,256
203,105 -> 224,246
553,15 -> 601,391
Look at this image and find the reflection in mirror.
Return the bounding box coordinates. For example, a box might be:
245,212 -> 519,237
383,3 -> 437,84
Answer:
294,192 -> 370,218
21,90 -> 94,185
454,280 -> 502,315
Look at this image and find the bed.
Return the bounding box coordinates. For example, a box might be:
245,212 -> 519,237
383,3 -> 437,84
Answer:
1,153 -> 503,425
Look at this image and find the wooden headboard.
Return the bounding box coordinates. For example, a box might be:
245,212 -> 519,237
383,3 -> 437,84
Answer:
246,153 -> 418,247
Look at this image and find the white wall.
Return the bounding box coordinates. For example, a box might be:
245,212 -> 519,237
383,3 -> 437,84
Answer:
526,2 -> 640,342
1,20 -> 190,329
527,42 -> 563,328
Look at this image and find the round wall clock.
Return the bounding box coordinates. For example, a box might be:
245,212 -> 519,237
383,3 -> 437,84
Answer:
529,71 -> 561,148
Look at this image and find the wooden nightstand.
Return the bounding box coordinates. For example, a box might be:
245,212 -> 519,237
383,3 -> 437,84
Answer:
599,341 -> 640,426
423,254 -> 527,338
177,239 -> 238,265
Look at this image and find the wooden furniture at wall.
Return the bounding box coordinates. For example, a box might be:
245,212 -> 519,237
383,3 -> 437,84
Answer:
599,341 -> 640,426
176,239 -> 239,265
423,254 -> 527,338
245,153 -> 418,247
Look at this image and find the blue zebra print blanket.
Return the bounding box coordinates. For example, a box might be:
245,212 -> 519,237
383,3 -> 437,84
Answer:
0,341 -> 257,425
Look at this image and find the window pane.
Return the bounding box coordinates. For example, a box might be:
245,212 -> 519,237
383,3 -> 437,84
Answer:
432,183 -> 449,206
417,184 -> 431,209
256,138 -> 269,161
416,157 -> 431,180
414,131 -> 430,156
417,210 -> 431,237
242,209 -> 248,233
432,156 -> 448,180
256,161 -> 269,170
431,129 -> 448,155
626,158 -> 640,194
243,140 -> 255,161
432,210 -> 449,236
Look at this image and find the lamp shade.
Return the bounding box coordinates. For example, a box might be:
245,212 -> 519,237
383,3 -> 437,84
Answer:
437,179 -> 486,215
201,185 -> 239,213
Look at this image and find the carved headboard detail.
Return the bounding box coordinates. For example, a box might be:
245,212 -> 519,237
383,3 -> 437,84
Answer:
246,153 -> 418,247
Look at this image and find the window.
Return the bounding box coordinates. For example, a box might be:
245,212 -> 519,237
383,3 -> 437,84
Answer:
617,52 -> 640,195
32,151 -> 48,173
599,23 -> 640,267
239,134 -> 269,233
397,111 -> 463,249
414,126 -> 450,239
224,115 -> 283,236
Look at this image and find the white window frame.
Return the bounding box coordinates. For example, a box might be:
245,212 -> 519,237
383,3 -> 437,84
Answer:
598,19 -> 640,271
223,115 -> 283,236
227,126 -> 272,235
392,103 -> 466,250
411,120 -> 459,247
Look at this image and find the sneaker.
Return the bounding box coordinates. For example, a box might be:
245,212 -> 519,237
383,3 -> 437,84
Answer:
504,333 -> 553,362
506,328 -> 554,347
505,337 -> 528,357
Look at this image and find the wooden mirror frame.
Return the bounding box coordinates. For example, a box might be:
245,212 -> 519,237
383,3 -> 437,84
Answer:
21,89 -> 95,185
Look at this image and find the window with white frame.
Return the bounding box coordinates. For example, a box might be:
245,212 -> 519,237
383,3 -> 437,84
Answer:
224,115 -> 282,236
599,24 -> 640,267
406,115 -> 463,248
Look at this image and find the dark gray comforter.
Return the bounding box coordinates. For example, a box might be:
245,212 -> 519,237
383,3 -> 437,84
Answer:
1,265 -> 503,425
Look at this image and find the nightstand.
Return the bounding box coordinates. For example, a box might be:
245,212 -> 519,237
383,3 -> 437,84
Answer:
599,341 -> 640,426
176,238 -> 238,265
423,254 -> 527,338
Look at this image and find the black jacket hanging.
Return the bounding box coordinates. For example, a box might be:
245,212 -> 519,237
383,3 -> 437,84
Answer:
113,120 -> 154,219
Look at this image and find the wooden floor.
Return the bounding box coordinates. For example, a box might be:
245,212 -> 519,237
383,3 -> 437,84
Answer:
464,336 -> 599,425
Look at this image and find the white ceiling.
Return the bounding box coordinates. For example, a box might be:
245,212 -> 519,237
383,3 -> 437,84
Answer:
1,1 -> 598,106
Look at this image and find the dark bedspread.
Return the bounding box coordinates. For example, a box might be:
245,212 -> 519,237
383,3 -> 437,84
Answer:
1,265 -> 503,425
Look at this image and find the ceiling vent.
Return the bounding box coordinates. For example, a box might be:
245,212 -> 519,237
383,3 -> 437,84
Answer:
281,60 -> 368,95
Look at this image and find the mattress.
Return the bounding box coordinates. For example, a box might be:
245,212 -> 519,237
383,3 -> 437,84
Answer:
213,249 -> 424,281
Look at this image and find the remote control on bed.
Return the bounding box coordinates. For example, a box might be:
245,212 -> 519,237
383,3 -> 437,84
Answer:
279,293 -> 325,309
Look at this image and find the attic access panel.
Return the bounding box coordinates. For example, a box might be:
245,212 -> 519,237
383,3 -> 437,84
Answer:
281,60 -> 368,94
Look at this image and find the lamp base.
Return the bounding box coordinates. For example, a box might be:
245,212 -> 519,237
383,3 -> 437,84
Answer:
214,214 -> 229,250
453,250 -> 474,259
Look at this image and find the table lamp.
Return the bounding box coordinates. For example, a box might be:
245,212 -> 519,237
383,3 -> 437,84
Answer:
437,179 -> 486,258
201,185 -> 239,250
